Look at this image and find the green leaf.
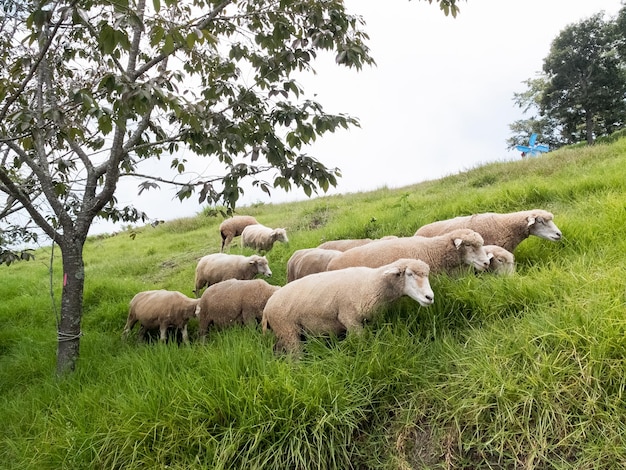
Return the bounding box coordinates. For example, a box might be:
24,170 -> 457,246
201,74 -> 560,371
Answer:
153,0 -> 161,13
99,24 -> 117,55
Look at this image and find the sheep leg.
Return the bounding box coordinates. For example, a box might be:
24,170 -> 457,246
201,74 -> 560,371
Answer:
137,325 -> 148,343
181,324 -> 189,344
122,315 -> 137,339
338,312 -> 365,336
274,325 -> 302,356
221,232 -> 233,252
159,325 -> 168,343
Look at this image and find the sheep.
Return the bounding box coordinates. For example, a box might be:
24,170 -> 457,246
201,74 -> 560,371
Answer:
413,209 -> 562,253
286,248 -> 343,282
262,258 -> 434,354
122,290 -> 199,344
317,235 -> 398,252
241,223 -> 288,252
195,279 -> 280,341
484,245 -> 515,275
326,229 -> 490,274
194,253 -> 272,296
219,215 -> 259,252
317,238 -> 373,251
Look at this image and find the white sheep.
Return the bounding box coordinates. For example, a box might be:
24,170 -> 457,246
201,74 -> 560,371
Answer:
484,245 -> 515,275
317,235 -> 398,252
194,253 -> 272,296
326,229 -> 490,274
262,258 -> 434,354
195,279 -> 280,341
122,290 -> 199,344
414,209 -> 562,252
241,223 -> 288,252
286,248 -> 343,282
317,238 -> 373,251
219,215 -> 259,252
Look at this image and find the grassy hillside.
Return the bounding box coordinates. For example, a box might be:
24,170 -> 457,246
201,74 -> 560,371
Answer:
1,139 -> 625,469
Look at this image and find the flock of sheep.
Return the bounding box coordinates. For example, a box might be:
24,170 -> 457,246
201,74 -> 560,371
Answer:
122,209 -> 563,354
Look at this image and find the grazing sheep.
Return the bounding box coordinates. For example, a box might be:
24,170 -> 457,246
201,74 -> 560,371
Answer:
262,258 -> 434,354
317,238 -> 373,251
287,248 -> 343,282
241,224 -> 288,252
414,209 -> 562,252
219,215 -> 259,252
317,235 -> 398,252
196,279 -> 280,341
326,229 -> 490,274
484,245 -> 515,275
122,290 -> 199,344
194,253 -> 272,296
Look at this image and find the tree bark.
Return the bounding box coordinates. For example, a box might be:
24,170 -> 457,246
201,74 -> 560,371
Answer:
586,109 -> 594,145
56,238 -> 86,375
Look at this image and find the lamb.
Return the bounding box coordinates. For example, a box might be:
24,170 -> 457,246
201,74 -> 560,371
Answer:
484,245 -> 515,275
195,279 -> 280,341
262,258 -> 434,354
413,209 -> 562,253
219,215 -> 259,252
122,290 -> 199,344
286,248 -> 343,282
241,223 -> 288,252
326,229 -> 490,274
317,235 -> 398,252
194,253 -> 272,296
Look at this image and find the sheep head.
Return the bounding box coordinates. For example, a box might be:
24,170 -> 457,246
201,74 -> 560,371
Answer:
527,210 -> 562,242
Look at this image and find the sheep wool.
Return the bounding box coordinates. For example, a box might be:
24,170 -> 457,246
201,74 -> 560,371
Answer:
414,209 -> 562,253
326,229 -> 490,274
286,248 -> 343,282
123,290 -> 199,344
196,279 -> 280,341
241,224 -> 288,252
219,215 -> 259,252
262,258 -> 434,354
194,253 -> 272,296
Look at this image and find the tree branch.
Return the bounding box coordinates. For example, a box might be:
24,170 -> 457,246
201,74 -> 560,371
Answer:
131,0 -> 233,80
0,0 -> 79,122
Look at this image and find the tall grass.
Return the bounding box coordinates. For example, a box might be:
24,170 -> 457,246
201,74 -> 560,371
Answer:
2,138 -> 626,468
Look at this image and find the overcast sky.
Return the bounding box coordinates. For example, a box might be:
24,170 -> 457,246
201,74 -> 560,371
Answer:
93,0 -> 623,234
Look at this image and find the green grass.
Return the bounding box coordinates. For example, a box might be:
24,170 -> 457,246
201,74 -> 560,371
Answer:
2,137 -> 626,468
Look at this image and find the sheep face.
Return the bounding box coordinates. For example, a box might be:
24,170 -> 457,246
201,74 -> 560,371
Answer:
385,259 -> 434,307
485,246 -> 515,275
250,255 -> 272,277
453,233 -> 490,271
527,211 -> 562,242
272,228 -> 288,244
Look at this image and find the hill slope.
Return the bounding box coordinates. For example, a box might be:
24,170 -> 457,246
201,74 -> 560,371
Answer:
1,139 -> 626,469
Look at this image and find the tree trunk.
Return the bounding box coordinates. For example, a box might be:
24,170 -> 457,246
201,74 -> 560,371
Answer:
586,110 -> 594,144
56,238 -> 85,375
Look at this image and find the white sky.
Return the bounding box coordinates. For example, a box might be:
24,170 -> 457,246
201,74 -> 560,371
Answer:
92,0 -> 623,234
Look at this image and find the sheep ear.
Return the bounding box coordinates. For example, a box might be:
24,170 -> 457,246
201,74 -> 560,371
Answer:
527,216 -> 536,226
454,238 -> 463,249
487,252 -> 494,260
383,267 -> 402,276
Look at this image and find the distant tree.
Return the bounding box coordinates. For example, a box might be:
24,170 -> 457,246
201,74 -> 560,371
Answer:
509,12 -> 626,148
0,0 -> 460,374
507,76 -> 560,151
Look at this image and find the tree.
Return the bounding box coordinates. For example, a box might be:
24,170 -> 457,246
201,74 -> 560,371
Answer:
0,0 -> 460,374
509,11 -> 626,148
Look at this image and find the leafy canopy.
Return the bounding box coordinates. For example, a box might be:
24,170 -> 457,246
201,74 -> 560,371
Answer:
508,9 -> 626,149
0,0 -> 382,257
